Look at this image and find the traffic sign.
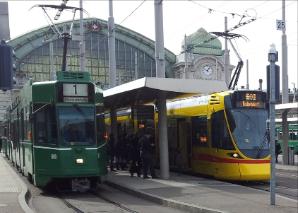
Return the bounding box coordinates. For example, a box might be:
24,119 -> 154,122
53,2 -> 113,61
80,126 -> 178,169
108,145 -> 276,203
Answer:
276,20 -> 285,31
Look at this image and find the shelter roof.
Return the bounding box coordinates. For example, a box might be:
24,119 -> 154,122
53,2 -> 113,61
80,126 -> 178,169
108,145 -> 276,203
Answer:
103,77 -> 227,108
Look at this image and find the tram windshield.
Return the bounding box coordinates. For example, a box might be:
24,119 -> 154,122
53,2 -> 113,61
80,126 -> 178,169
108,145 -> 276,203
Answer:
228,109 -> 269,158
58,106 -> 95,145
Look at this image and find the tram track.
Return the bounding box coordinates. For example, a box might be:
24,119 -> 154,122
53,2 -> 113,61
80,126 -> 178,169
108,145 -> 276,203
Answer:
55,185 -> 139,213
237,180 -> 298,200
92,188 -> 139,213
60,197 -> 84,213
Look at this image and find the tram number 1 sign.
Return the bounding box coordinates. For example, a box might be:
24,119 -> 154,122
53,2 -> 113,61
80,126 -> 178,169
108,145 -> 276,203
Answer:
276,20 -> 285,31
63,83 -> 88,103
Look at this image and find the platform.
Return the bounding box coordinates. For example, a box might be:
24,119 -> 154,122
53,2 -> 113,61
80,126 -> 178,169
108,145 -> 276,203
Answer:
0,154 -> 32,213
106,168 -> 298,213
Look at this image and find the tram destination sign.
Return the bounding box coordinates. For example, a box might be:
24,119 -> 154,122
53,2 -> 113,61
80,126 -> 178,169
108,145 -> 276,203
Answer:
62,83 -> 88,103
233,91 -> 266,109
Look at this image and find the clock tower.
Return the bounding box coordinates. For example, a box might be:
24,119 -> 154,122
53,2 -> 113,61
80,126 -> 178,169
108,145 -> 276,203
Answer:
173,28 -> 234,83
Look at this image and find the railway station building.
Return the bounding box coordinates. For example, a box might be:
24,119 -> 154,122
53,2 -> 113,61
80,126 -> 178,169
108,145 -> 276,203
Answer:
0,16 -> 229,121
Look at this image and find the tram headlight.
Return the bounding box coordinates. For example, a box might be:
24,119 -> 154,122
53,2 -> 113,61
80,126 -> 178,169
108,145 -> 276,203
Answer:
232,153 -> 239,158
76,158 -> 84,164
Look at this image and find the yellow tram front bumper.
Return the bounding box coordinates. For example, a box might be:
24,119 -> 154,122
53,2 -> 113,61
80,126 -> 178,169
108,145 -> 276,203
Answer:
238,163 -> 270,181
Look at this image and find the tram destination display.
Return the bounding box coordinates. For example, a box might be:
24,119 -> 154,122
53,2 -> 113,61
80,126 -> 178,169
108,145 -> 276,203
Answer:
233,91 -> 266,109
62,83 -> 89,103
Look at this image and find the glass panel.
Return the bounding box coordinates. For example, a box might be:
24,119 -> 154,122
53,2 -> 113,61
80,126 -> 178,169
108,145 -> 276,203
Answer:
58,106 -> 95,145
34,105 -> 57,145
229,109 -> 269,158
192,116 -> 208,147
211,111 -> 234,150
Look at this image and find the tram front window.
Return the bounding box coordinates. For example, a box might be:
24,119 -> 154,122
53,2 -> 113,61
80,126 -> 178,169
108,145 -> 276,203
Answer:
229,109 -> 269,158
58,106 -> 95,145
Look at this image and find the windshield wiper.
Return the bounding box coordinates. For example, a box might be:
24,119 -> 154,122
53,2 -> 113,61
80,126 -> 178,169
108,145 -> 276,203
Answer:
73,104 -> 88,119
255,130 -> 269,159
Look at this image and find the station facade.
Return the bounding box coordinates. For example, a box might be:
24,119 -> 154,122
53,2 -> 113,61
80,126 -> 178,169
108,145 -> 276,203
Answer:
0,17 -> 228,121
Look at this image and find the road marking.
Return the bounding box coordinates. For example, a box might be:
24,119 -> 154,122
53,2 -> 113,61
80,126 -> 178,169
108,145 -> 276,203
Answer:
0,204 -> 8,207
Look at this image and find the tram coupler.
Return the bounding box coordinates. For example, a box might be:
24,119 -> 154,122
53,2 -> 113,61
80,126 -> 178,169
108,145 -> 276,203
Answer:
71,178 -> 90,192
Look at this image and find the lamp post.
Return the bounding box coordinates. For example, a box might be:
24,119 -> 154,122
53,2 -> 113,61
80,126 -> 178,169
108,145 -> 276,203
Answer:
268,44 -> 278,205
292,82 -> 296,102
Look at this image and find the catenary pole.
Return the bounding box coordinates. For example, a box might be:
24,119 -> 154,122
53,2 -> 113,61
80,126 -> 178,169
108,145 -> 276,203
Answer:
154,0 -> 169,179
49,41 -> 56,80
281,0 -> 289,165
79,0 -> 85,72
224,17 -> 230,86
108,0 -> 118,147
246,59 -> 249,89
108,0 -> 116,87
268,44 -> 277,205
183,34 -> 187,79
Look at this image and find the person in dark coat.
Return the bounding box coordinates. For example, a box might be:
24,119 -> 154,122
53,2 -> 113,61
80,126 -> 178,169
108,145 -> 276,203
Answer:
128,134 -> 141,177
139,130 -> 156,178
107,134 -> 116,171
275,141 -> 282,163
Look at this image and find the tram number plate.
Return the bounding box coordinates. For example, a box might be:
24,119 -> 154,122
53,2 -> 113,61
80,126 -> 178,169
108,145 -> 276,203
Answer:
63,84 -> 88,103
63,84 -> 88,97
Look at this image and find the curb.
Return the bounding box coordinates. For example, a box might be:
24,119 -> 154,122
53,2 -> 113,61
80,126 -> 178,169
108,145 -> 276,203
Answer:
105,180 -> 226,213
2,156 -> 34,213
276,164 -> 298,171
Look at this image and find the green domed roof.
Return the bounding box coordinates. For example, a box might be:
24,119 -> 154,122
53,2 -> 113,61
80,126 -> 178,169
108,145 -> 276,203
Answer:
184,28 -> 223,56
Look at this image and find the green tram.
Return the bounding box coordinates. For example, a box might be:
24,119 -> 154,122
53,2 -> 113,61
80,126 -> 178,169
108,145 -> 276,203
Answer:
2,71 -> 107,189
276,123 -> 298,154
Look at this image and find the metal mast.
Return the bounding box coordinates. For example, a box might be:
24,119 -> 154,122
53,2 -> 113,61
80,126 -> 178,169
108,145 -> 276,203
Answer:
108,0 -> 116,87
79,0 -> 85,72
154,0 -> 169,179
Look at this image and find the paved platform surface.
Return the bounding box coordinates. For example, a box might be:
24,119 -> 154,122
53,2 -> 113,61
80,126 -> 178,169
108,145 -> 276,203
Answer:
106,167 -> 298,213
0,154 -> 32,213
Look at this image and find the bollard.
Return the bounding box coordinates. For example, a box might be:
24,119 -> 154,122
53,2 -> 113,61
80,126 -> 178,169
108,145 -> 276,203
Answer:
288,147 -> 294,165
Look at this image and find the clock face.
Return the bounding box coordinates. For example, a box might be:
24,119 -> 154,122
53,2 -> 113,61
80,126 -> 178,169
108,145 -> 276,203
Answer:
201,64 -> 213,77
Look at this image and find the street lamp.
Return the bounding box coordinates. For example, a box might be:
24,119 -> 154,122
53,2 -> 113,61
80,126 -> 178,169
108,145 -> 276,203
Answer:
292,82 -> 296,102
268,43 -> 278,206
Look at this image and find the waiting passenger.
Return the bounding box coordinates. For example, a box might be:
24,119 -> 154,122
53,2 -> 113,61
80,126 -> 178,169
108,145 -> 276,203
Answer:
139,130 -> 156,179
128,134 -> 141,177
107,134 -> 116,171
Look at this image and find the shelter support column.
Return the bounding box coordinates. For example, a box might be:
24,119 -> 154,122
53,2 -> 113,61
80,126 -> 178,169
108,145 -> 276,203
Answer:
157,91 -> 169,179
110,109 -> 118,145
282,110 -> 289,164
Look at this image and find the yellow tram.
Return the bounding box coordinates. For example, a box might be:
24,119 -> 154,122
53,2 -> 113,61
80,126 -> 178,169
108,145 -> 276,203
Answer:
107,90 -> 270,181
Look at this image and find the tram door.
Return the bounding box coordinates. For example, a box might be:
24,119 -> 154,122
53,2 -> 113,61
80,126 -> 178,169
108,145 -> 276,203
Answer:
177,119 -> 191,170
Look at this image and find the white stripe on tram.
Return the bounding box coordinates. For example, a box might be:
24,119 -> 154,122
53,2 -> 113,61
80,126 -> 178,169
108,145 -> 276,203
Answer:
33,146 -> 71,151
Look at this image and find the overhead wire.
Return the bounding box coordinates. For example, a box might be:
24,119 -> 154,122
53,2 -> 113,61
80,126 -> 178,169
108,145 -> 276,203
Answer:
118,0 -> 147,26
256,1 -> 296,19
188,0 -> 253,18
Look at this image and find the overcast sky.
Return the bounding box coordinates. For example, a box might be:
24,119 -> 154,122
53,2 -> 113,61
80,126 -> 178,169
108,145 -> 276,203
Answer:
7,0 -> 298,90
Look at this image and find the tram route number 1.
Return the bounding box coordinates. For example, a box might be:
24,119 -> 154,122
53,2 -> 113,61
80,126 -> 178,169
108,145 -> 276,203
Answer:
63,83 -> 88,97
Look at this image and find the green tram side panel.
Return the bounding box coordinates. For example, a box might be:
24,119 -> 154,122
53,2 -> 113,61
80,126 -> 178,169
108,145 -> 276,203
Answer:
32,71 -> 92,103
32,81 -> 56,103
33,147 -> 107,187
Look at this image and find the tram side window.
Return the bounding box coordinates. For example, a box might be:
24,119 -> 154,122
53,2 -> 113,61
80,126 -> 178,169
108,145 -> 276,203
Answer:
96,114 -> 106,144
34,105 -> 57,145
192,116 -> 208,147
211,111 -> 234,150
